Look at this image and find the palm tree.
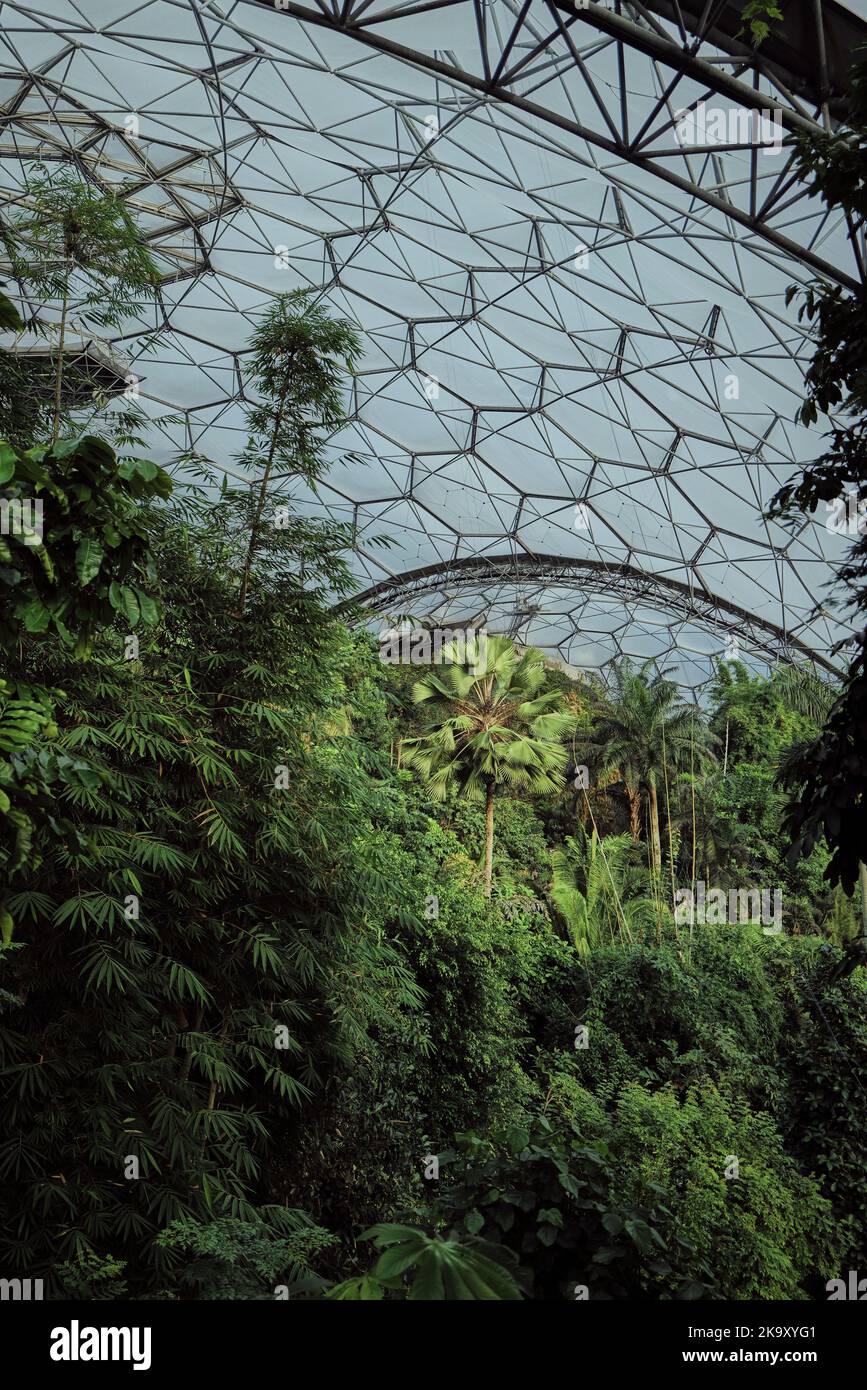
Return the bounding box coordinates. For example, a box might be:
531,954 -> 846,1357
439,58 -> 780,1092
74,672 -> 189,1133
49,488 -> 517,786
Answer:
671,770 -> 754,888
585,659 -> 712,879
401,635 -> 577,896
770,662 -> 837,724
551,825 -> 656,954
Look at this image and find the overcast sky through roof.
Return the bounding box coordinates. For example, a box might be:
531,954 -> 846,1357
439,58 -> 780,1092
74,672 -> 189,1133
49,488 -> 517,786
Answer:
0,0 -> 864,691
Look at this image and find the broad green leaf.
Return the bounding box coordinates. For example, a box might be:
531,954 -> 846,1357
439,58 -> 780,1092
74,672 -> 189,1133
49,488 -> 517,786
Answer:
119,586 -> 140,626
406,1250 -> 445,1300
538,1207 -> 563,1228
360,1222 -> 426,1248
75,538 -> 104,586
442,1263 -> 478,1300
373,1243 -> 425,1280
0,443 -> 16,484
74,436 -> 116,469
135,589 -> 158,625
17,597 -> 51,633
50,437 -> 82,461
0,290 -> 22,331
327,1276 -> 385,1301
459,1251 -> 522,1300
505,1125 -> 530,1155
624,1218 -> 655,1254
677,1281 -> 709,1301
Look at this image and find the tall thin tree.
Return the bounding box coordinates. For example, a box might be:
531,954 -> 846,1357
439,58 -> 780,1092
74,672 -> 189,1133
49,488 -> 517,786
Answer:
234,290 -> 360,615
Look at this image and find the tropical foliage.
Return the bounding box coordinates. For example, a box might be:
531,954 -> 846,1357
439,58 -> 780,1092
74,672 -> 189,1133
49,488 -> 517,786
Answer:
402,636 -> 576,894
2,163 -> 159,444
766,49 -> 867,895
580,659 -> 710,881
0,161 -> 864,1306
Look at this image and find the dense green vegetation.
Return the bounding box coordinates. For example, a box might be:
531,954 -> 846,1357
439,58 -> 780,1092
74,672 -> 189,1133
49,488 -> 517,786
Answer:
0,141 -> 865,1302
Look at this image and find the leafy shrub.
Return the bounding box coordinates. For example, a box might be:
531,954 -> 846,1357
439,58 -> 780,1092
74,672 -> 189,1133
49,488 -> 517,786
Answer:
155,1212 -> 335,1300
281,789 -> 577,1262
0,435 -> 169,656
328,1223 -> 521,1300
603,1081 -> 842,1299
379,1116 -> 714,1301
56,1250 -> 128,1300
567,929 -> 787,1108
774,939 -> 867,1272
385,804 -> 539,1135
0,434 -> 169,940
0,498 -> 425,1293
377,1079 -> 842,1301
428,788 -> 553,896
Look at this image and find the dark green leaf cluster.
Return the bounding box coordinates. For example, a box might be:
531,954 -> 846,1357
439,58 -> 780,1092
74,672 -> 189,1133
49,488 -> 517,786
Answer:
0,434 -> 168,655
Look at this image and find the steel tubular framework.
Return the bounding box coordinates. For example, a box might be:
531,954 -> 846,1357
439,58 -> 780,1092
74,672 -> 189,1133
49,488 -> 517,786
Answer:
0,0 -> 865,687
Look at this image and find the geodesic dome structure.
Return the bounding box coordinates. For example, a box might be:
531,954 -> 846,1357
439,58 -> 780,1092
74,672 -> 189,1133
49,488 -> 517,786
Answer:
1,0 -> 865,689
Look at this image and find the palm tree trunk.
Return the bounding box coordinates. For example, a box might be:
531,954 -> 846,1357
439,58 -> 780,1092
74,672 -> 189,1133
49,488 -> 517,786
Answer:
860,861 -> 867,944
723,717 -> 729,776
484,781 -> 495,898
51,280 -> 69,443
690,738 -> 697,893
647,780 -> 662,877
661,721 -> 677,913
627,785 -> 640,841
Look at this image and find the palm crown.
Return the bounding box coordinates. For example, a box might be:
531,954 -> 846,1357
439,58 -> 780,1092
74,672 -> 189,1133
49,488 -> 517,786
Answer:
585,658 -> 712,875
402,635 -> 577,894
551,825 -> 657,955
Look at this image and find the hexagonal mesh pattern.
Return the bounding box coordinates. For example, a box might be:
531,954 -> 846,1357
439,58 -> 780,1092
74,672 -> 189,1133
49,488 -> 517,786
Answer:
0,0 -> 862,689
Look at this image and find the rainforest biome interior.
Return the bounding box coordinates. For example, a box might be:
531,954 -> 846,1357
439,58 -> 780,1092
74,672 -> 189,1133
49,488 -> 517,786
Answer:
1,0 -> 867,1329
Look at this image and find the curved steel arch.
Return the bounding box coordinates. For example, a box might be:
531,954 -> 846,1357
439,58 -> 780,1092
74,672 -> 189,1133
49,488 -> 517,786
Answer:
349,552 -> 843,675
